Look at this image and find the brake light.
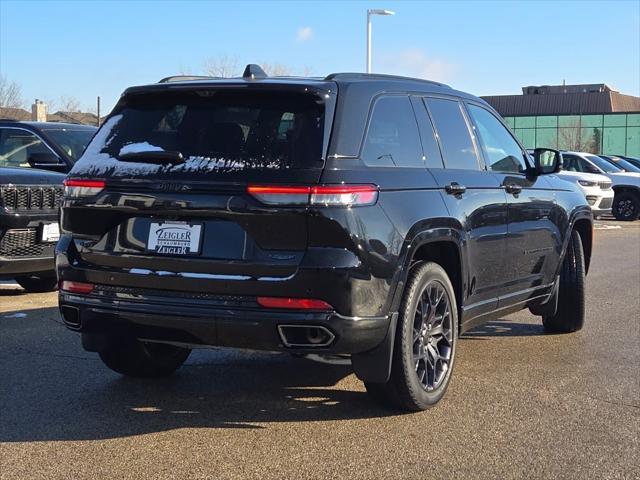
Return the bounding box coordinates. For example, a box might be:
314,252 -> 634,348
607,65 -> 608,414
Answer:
59,280 -> 95,294
63,179 -> 105,198
257,296 -> 333,310
248,184 -> 378,207
247,185 -> 310,205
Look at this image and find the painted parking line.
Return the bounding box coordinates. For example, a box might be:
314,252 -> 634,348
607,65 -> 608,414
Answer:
594,224 -> 623,230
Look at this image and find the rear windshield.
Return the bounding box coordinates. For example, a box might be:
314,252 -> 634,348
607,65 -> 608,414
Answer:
97,90 -> 325,169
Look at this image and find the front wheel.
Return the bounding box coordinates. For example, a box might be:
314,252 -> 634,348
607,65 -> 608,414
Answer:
15,274 -> 57,293
542,230 -> 585,333
365,262 -> 458,411
99,335 -> 191,378
612,192 -> 640,221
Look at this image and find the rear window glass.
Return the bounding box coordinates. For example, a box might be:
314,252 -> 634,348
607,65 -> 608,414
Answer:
361,96 -> 423,167
96,90 -> 325,169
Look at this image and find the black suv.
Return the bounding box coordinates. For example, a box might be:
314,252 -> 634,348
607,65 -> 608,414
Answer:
57,66 -> 592,410
1,121 -> 96,291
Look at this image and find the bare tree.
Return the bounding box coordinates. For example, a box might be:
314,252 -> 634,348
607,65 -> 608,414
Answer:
201,55 -> 312,78
177,64 -> 193,76
558,118 -> 600,153
203,55 -> 241,78
58,95 -> 82,112
42,97 -> 57,112
0,75 -> 23,109
260,62 -> 293,76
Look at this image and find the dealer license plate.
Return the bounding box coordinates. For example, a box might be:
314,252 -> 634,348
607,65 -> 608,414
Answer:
147,222 -> 202,256
41,222 -> 60,242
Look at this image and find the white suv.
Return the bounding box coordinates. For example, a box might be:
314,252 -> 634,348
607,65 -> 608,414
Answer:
528,150 -> 613,218
561,151 -> 640,221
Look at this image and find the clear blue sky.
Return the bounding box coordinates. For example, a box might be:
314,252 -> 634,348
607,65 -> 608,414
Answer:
1,0 -> 638,113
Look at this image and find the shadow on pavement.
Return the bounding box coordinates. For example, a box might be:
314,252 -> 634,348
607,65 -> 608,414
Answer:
462,320 -> 544,338
0,335 -> 400,443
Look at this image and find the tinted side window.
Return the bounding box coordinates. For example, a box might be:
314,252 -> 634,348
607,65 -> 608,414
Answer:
562,154 -> 600,174
425,98 -> 479,170
0,129 -> 50,168
467,104 -> 527,174
362,96 -> 423,167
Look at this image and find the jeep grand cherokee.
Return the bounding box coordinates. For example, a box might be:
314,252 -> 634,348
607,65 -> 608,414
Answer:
57,65 -> 592,410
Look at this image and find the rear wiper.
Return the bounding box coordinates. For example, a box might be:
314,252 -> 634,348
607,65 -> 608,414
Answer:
118,151 -> 185,164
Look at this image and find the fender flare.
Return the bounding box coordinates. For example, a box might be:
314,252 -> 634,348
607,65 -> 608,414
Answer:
559,206 -> 593,276
352,225 -> 465,384
388,225 -> 466,315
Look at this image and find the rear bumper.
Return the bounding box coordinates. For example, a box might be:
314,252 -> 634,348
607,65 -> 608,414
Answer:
59,288 -> 392,354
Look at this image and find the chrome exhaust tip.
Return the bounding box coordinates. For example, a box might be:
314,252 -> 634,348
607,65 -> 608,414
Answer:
277,325 -> 335,348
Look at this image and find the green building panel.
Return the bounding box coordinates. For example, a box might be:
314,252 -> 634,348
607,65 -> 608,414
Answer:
535,128 -> 558,149
626,127 -> 640,157
627,114 -> 640,127
506,114 -> 639,156
503,117 -> 515,128
580,115 -> 603,128
603,114 -> 626,127
536,116 -> 557,128
514,128 -> 535,149
602,128 -> 626,155
558,115 -> 581,128
515,117 -> 536,129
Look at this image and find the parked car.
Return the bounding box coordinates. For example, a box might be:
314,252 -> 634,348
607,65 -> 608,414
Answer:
0,122 -> 97,291
0,120 -> 97,172
0,167 -> 64,291
615,155 -> 640,170
599,155 -> 640,173
560,151 -> 640,221
57,65 -> 592,410
528,150 -> 613,217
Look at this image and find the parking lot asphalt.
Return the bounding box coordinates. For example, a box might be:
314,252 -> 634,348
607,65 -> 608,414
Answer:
1,221 -> 638,480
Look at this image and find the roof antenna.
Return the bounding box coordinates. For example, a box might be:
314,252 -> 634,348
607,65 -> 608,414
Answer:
243,64 -> 268,80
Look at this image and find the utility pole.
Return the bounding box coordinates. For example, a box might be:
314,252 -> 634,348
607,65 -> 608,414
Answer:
366,9 -> 395,73
97,96 -> 101,127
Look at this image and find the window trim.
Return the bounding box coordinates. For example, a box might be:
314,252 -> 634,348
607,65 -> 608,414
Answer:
463,101 -> 532,175
409,95 -> 445,169
0,126 -> 63,168
422,95 -> 483,172
358,93 -> 426,169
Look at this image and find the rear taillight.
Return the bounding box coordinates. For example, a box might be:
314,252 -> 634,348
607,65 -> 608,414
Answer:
257,296 -> 333,310
63,179 -> 105,198
59,280 -> 95,294
248,184 -> 378,207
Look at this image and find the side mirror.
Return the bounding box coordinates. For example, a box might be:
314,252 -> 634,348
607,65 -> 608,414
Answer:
533,148 -> 561,175
28,152 -> 66,169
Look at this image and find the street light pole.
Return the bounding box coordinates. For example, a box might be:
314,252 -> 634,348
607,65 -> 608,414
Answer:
366,9 -> 395,73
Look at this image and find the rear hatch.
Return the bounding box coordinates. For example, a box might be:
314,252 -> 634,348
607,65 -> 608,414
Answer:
62,82 -> 336,281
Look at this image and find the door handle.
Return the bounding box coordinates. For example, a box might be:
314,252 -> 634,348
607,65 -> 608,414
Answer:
505,184 -> 523,195
445,182 -> 466,195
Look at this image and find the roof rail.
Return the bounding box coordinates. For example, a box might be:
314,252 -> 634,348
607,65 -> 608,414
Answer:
324,72 -> 450,88
158,75 -> 220,83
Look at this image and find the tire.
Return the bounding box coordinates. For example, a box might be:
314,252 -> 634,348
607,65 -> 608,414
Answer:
365,262 -> 458,411
612,191 -> 640,221
15,274 -> 57,293
99,335 -> 191,378
542,230 -> 585,333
